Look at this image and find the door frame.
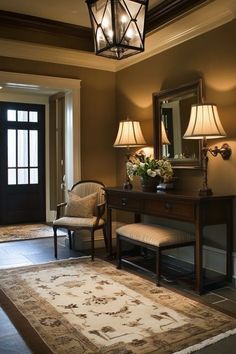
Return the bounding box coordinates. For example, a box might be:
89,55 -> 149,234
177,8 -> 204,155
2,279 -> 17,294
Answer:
0,71 -> 81,222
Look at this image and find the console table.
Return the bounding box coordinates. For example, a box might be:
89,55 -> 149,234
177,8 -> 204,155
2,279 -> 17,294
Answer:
104,187 -> 233,294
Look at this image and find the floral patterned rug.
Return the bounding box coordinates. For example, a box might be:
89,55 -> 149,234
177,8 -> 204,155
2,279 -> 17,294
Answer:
0,223 -> 66,243
0,258 -> 236,354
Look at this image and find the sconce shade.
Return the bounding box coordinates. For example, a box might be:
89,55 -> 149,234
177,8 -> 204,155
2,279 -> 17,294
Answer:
183,104 -> 226,139
183,103 -> 231,196
113,119 -> 146,148
86,0 -> 149,60
161,120 -> 171,145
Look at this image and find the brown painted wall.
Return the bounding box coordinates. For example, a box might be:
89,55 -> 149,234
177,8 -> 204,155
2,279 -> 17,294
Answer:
116,20 -> 236,248
116,19 -> 236,192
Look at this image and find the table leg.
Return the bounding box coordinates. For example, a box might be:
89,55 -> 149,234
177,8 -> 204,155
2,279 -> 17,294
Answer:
106,207 -> 113,258
195,224 -> 203,294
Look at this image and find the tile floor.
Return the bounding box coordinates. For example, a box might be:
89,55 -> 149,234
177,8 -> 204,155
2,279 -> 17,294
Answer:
0,236 -> 236,353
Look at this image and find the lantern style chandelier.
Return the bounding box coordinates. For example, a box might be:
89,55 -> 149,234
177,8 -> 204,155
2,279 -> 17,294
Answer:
86,0 -> 149,60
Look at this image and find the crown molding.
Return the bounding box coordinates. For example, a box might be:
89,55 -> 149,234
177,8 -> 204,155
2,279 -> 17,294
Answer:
0,0 -> 235,73
0,38 -> 117,72
146,0 -> 209,33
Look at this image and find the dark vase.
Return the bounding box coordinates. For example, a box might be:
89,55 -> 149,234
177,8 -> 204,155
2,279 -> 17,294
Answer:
140,175 -> 161,192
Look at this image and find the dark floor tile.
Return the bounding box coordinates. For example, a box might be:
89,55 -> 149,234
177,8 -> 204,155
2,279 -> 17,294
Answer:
0,309 -> 18,337
24,249 -> 82,263
0,255 -> 32,268
194,334 -> 236,354
202,292 -> 227,304
0,334 -> 31,354
211,299 -> 236,315
212,287 -> 236,302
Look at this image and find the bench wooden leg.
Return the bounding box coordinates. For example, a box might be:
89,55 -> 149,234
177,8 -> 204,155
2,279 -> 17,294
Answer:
117,234 -> 122,269
156,248 -> 161,286
53,226 -> 58,259
68,230 -> 72,249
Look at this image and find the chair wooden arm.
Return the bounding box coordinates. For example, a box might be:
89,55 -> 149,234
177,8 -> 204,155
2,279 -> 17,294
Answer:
94,202 -> 106,227
96,202 -> 106,218
56,202 -> 67,219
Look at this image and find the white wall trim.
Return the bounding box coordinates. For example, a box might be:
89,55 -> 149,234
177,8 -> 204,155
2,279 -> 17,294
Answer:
0,38 -> 117,73
0,71 -> 81,223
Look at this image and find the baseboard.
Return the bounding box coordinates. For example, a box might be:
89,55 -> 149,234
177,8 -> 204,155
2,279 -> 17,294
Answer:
164,246 -> 236,287
46,210 -> 56,223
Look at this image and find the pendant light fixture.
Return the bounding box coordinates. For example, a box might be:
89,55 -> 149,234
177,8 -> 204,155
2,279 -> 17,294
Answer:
86,0 -> 149,60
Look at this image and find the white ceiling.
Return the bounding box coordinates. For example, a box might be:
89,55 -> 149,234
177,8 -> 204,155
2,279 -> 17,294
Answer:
0,0 -> 162,27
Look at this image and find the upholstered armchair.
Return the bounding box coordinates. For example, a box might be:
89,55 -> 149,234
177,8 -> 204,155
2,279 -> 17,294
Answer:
53,180 -> 106,260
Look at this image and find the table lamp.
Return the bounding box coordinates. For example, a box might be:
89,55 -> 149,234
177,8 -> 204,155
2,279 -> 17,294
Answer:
183,103 -> 232,195
114,117 -> 146,189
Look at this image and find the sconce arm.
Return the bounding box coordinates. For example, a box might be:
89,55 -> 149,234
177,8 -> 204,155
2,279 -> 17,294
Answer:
208,143 -> 232,160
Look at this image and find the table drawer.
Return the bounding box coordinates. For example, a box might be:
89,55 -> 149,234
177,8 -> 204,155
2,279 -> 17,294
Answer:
144,199 -> 195,221
108,195 -> 141,212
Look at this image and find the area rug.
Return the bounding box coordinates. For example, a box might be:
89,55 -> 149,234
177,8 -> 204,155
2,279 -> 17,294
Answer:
0,223 -> 66,243
0,258 -> 236,354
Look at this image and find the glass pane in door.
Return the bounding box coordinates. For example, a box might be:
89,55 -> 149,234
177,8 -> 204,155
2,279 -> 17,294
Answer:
7,110 -> 16,121
8,169 -> 16,185
29,111 -> 38,122
7,129 -> 16,167
18,168 -> 28,184
18,111 -> 28,122
30,168 -> 38,184
29,130 -> 38,167
18,130 -> 28,167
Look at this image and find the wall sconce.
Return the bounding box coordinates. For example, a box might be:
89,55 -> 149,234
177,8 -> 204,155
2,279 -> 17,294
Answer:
86,0 -> 149,60
113,117 -> 146,189
183,103 -> 232,196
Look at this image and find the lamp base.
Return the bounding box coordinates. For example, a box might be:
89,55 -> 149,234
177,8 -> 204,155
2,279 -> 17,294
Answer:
123,180 -> 133,190
199,188 -> 213,196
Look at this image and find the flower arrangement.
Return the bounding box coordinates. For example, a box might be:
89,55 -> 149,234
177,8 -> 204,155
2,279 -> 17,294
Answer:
126,153 -> 173,183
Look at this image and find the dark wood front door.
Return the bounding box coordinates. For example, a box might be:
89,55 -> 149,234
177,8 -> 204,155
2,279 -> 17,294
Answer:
0,102 -> 46,224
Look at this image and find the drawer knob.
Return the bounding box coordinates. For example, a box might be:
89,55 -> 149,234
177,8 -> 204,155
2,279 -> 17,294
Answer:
122,198 -> 127,206
165,203 -> 172,210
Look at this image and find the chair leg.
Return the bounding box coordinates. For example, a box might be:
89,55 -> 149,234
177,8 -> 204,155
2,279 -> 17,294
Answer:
156,248 -> 161,286
116,234 -> 122,269
68,230 -> 72,249
53,226 -> 58,259
102,224 -> 108,251
91,230 -> 95,261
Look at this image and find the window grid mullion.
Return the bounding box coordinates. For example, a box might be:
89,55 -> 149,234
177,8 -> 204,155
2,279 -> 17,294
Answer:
16,126 -> 19,185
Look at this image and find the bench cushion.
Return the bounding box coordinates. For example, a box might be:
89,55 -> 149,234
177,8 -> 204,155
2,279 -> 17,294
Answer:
116,223 -> 195,247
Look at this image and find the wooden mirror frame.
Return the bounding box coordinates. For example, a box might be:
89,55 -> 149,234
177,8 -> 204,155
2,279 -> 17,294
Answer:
153,79 -> 203,169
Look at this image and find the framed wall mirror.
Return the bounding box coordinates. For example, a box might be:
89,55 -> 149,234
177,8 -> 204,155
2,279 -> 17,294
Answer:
153,79 -> 203,168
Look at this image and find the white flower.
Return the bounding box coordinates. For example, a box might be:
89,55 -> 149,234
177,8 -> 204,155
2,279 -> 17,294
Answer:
126,154 -> 173,181
147,169 -> 157,177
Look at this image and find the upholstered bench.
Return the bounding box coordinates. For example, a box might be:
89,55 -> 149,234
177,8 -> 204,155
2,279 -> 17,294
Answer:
116,223 -> 195,286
